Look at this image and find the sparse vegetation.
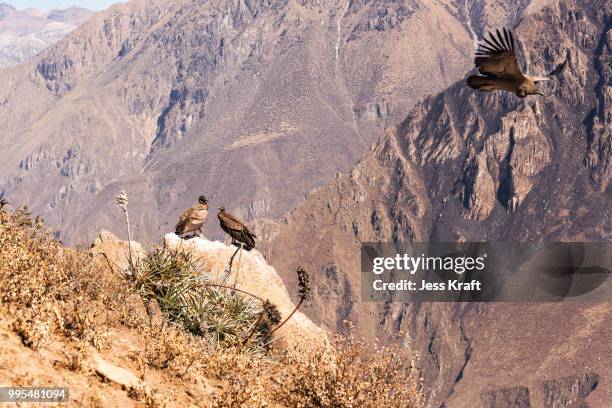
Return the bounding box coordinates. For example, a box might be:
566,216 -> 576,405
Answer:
0,207 -> 422,407
133,246 -> 273,349
0,207 -> 112,350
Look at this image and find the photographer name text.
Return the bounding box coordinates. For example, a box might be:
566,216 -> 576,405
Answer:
373,279 -> 482,291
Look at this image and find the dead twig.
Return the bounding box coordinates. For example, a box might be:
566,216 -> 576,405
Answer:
221,246 -> 241,283
241,300 -> 270,349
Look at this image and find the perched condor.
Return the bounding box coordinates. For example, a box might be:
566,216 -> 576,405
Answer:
217,207 -> 257,251
175,195 -> 208,238
467,28 -> 566,97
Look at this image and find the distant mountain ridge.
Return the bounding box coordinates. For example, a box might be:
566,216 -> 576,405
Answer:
0,3 -> 93,66
0,0 -> 530,244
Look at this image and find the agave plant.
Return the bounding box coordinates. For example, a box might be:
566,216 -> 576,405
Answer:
134,247 -> 268,349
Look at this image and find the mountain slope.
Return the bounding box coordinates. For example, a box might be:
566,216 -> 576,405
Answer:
266,0 -> 611,406
0,0 -> 528,243
2,208 -> 420,408
0,3 -> 93,67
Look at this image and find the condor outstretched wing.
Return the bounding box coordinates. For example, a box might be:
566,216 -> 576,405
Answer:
474,28 -> 524,80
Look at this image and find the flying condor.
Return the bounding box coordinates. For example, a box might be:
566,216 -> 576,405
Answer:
467,28 -> 566,97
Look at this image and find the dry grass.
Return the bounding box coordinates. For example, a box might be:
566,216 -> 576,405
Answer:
0,207 -> 423,407
0,208 -> 114,350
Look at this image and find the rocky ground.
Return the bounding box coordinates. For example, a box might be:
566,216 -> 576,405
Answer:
1,207 -> 424,407
0,316 -> 221,407
0,230 -> 225,407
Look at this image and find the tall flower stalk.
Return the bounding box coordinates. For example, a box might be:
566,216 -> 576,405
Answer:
267,266 -> 311,338
115,191 -> 133,271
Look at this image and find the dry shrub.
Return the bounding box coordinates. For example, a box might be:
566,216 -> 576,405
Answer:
204,331 -> 422,408
0,208 -> 141,349
269,332 -> 422,407
59,340 -> 92,372
214,375 -> 267,408
127,385 -> 168,408
11,313 -> 51,350
142,324 -> 201,371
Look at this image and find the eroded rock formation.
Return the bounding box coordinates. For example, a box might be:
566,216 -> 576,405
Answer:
266,1 -> 612,406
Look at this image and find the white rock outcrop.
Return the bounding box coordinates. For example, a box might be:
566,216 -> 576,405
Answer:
90,231 -> 145,273
164,233 -> 326,348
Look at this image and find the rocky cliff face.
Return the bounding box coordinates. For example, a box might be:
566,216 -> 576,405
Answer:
0,3 -> 92,67
266,0 -> 611,406
0,0 -> 528,244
